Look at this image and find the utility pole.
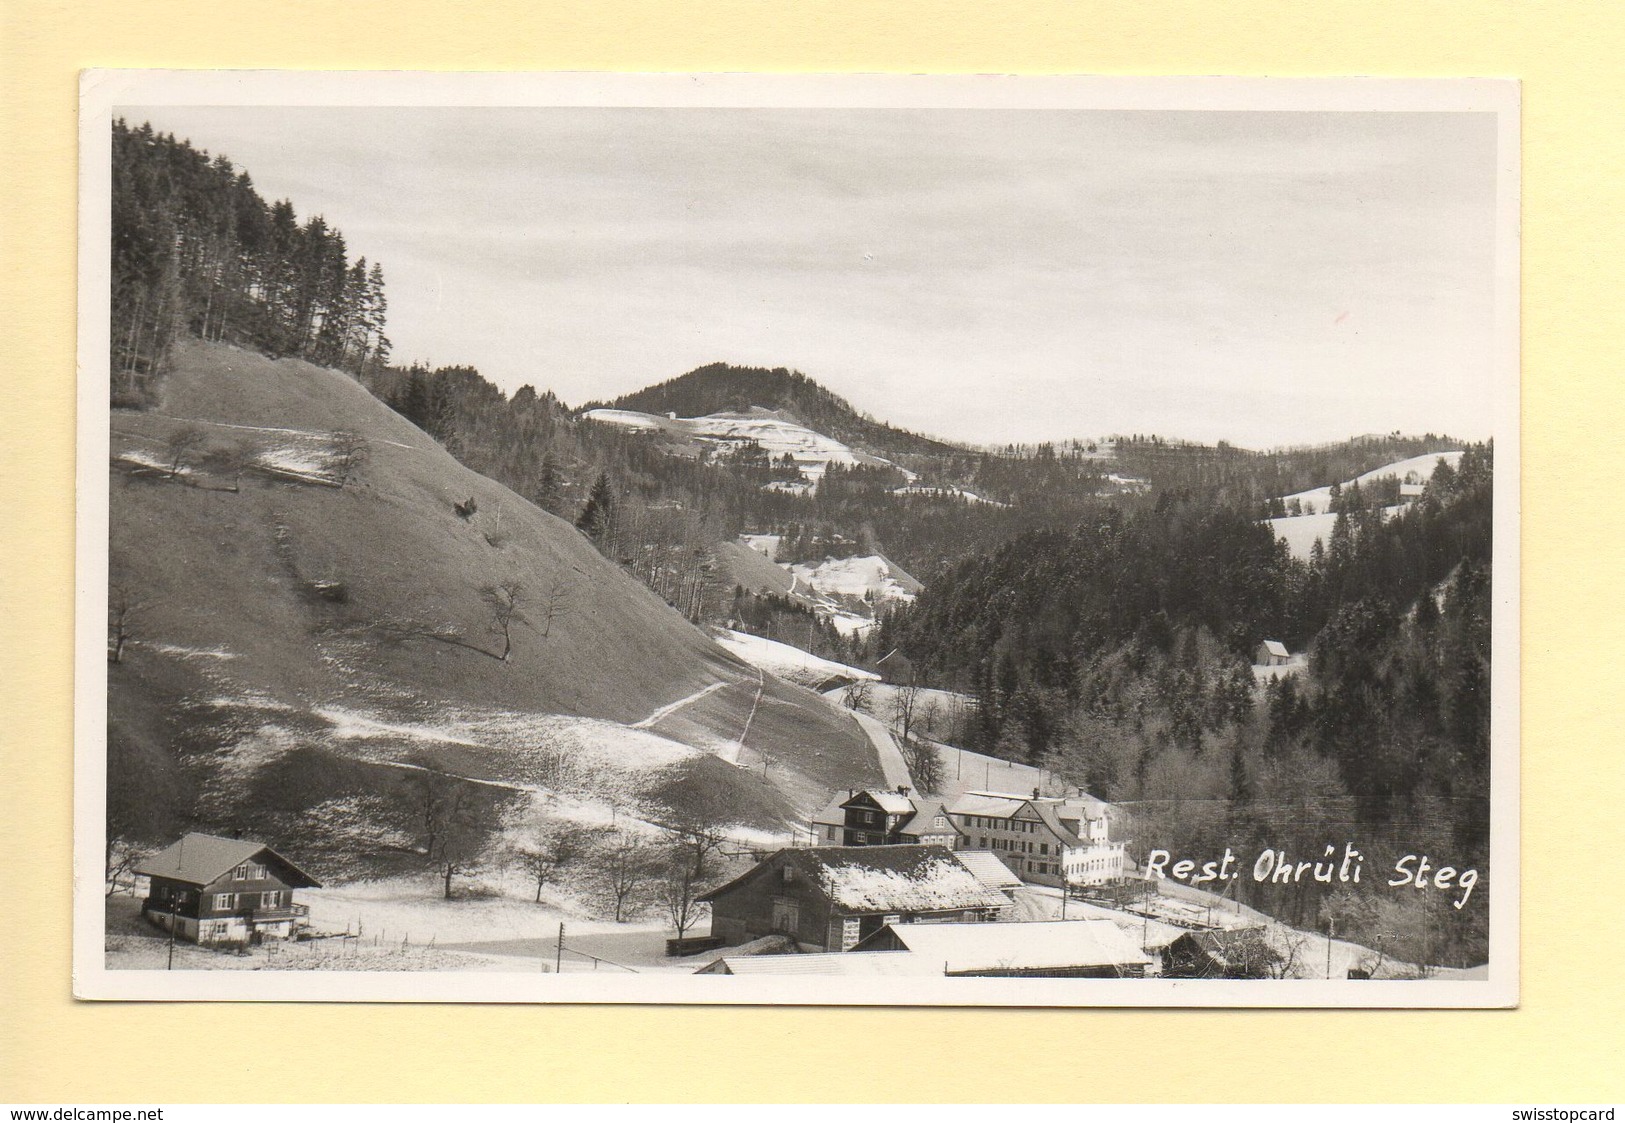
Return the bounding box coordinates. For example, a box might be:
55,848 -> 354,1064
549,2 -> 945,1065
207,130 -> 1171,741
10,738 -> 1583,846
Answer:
166,894 -> 179,970
1326,916 -> 1335,980
556,923 -> 565,974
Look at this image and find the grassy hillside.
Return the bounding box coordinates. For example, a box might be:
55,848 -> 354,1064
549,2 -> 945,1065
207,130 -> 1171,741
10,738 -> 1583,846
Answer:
107,341 -> 881,875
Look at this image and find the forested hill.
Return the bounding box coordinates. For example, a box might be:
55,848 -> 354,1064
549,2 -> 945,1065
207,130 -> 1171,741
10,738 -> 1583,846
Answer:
110,119 -> 391,409
590,362 -> 961,458
880,445 -> 1494,964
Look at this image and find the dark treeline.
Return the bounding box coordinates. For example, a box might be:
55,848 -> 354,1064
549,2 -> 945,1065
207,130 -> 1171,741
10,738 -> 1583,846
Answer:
111,119 -> 390,408
883,447 -> 1494,965
1111,433 -> 1467,517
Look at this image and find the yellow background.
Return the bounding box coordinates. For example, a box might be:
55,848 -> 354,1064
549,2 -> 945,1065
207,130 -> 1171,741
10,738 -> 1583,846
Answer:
3,0 -> 1621,1103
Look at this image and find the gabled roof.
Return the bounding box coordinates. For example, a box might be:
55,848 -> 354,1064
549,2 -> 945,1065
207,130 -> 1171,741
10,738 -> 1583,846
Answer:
845,789 -> 917,816
1031,802 -> 1084,848
952,849 -> 1024,893
810,794 -> 849,828
1260,639 -> 1291,658
700,845 -> 1006,914
897,800 -> 961,839
861,919 -> 1152,973
946,792 -> 1029,818
134,833 -> 322,889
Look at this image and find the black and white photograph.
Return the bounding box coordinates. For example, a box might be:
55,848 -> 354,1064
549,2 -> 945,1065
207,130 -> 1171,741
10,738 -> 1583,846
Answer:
74,72 -> 1519,1005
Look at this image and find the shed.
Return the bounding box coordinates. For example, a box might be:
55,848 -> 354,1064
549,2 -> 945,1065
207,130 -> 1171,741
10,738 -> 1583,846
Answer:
853,919 -> 1152,977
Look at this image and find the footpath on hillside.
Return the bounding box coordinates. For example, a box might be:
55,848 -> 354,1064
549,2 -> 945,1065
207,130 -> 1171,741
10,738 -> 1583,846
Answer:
846,708 -> 913,790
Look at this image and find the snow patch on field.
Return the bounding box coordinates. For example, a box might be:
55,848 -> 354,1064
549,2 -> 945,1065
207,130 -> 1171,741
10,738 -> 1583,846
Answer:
583,406 -> 906,486
713,628 -> 878,689
147,642 -> 238,660
580,408 -> 664,431
1269,505 -> 1406,560
1278,451 -> 1464,515
788,554 -> 922,606
319,707 -> 481,747
740,533 -> 783,560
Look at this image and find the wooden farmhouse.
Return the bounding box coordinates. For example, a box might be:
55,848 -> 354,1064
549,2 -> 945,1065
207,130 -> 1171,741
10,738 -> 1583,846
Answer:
135,832 -> 320,947
811,787 -> 964,848
1163,927 -> 1284,979
698,844 -> 1010,952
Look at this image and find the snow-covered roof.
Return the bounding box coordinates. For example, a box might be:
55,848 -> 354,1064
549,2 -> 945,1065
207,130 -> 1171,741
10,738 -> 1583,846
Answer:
946,792 -> 1029,818
849,790 -> 916,816
952,849 -> 1024,893
701,952 -> 936,976
814,848 -> 1006,912
702,846 -> 1006,914
867,920 -> 1152,973
134,832 -> 320,889
1260,640 -> 1291,658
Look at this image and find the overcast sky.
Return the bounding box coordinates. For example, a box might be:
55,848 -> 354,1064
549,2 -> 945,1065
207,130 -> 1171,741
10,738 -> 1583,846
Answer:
125,105 -> 1502,448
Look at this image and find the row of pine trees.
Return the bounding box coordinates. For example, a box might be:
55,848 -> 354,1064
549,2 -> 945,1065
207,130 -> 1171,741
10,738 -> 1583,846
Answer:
111,118 -> 391,407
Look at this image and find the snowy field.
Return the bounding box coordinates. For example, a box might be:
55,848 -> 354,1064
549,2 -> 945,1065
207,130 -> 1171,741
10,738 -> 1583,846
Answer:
713,628 -> 877,690
1268,505 -> 1405,560
788,554 -> 922,605
1278,451 -> 1464,515
582,406 -> 904,483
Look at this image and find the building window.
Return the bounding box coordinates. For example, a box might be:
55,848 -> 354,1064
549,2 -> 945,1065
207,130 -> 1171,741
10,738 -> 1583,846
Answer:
214,893 -> 237,911
261,891 -> 282,908
782,866 -> 796,884
825,826 -> 837,841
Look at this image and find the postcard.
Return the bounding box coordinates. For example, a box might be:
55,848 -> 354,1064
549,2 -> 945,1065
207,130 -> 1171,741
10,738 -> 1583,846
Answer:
74,71 -> 1519,1005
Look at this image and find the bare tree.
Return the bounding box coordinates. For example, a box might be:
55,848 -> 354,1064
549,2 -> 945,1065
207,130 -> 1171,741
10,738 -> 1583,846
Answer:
900,735 -> 946,795
662,845 -> 710,941
841,679 -> 873,713
481,580 -> 526,662
660,782 -> 745,880
330,429 -> 371,489
1269,926 -> 1312,979
511,823 -> 586,904
889,681 -> 923,744
537,575 -> 570,640
409,771 -> 485,899
163,424 -> 209,479
593,829 -> 661,923
104,837 -> 145,897
107,582 -> 149,664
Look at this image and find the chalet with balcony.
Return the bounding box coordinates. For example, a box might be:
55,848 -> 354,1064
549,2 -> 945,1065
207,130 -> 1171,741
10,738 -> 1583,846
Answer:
811,788 -> 964,849
135,832 -> 320,947
698,844 -> 1009,952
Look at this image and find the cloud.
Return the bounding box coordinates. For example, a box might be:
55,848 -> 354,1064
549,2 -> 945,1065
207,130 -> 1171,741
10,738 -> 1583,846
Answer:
124,105 -> 1502,446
